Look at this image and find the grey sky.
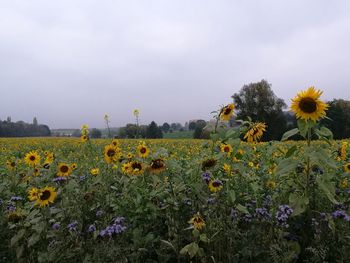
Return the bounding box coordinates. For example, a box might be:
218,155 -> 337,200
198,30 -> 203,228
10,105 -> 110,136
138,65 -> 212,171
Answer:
1,0 -> 350,129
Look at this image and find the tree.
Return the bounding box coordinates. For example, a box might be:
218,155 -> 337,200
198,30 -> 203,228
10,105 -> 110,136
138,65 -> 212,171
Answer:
33,117 -> 38,126
320,99 -> 350,139
162,122 -> 170,133
189,122 -> 197,130
193,120 -> 207,139
90,128 -> 102,138
146,121 -> 163,138
232,79 -> 287,141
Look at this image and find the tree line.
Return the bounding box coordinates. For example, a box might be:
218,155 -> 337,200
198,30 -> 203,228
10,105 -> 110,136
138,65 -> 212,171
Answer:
0,117 -> 51,137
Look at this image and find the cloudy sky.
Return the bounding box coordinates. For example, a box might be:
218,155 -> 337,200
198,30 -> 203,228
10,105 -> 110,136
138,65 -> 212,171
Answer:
1,0 -> 350,129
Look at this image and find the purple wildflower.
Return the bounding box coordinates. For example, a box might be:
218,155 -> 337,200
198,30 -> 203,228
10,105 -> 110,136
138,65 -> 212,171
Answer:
276,205 -> 293,228
255,207 -> 272,221
87,224 -> 96,233
52,222 -> 61,230
53,176 -> 67,183
6,203 -> 16,212
10,196 -> 23,202
96,210 -> 104,217
201,172 -> 211,184
67,221 -> 78,231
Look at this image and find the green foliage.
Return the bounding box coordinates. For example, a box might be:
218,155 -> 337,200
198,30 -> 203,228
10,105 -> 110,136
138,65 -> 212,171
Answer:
0,118 -> 51,137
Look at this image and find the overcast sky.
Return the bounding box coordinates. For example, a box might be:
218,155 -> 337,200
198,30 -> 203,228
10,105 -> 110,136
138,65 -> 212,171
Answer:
1,0 -> 350,129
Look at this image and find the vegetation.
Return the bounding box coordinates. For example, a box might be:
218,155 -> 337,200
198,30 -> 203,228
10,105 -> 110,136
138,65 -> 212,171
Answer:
0,117 -> 51,137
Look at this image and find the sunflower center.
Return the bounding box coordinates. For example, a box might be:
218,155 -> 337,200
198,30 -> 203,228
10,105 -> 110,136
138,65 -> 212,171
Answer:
10,162 -> 16,167
132,162 -> 142,170
223,108 -> 232,115
140,148 -> 147,154
347,164 -> 350,169
40,190 -> 51,201
60,165 -> 69,173
107,149 -> 116,157
212,181 -> 222,187
30,156 -> 36,161
299,97 -> 317,113
224,146 -> 230,152
151,159 -> 164,169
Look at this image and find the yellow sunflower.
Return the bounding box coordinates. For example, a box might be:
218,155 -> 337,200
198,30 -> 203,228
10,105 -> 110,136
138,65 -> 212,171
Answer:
122,162 -> 132,174
129,161 -> 144,175
104,145 -> 120,164
90,168 -> 100,176
220,103 -> 235,121
149,159 -> 166,174
189,213 -> 205,230
57,163 -> 72,177
35,186 -> 57,207
24,151 -> 41,167
81,134 -> 89,142
338,143 -> 347,161
220,143 -> 233,155
291,86 -> 328,122
208,179 -> 223,193
339,179 -> 349,189
266,180 -> 276,190
243,122 -> 267,143
28,187 -> 40,201
6,160 -> 16,170
344,163 -> 350,173
137,143 -> 150,158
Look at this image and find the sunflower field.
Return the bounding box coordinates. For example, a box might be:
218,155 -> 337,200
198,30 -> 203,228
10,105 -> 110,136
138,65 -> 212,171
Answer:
1,87 -> 350,262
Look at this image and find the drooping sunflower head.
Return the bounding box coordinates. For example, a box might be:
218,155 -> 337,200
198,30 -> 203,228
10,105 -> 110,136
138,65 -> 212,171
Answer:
189,213 -> 205,230
24,151 -> 41,167
201,158 -> 217,171
137,143 -> 150,158
57,163 -> 72,177
150,159 -> 166,174
220,143 -> 233,155
208,179 -> 223,193
344,163 -> 350,173
243,122 -> 267,143
291,86 -> 328,122
338,143 -> 347,161
220,103 -> 235,121
35,186 -> 57,207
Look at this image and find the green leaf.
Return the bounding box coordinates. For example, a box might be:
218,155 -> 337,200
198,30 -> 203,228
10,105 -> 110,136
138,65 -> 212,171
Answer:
285,145 -> 298,158
316,177 -> 339,204
228,190 -> 236,204
187,242 -> 199,258
275,159 -> 298,176
11,229 -> 26,247
297,119 -> 308,137
289,193 -> 309,216
281,128 -> 299,141
28,233 -> 41,247
160,240 -> 177,254
199,234 -> 209,243
236,204 -> 249,214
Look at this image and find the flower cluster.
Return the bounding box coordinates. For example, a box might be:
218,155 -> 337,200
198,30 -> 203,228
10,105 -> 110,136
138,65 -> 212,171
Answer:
275,205 -> 293,228
99,217 -> 127,238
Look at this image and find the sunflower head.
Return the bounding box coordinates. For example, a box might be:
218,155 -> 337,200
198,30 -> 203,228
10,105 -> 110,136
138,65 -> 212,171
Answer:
243,122 -> 267,143
291,86 -> 328,122
208,179 -> 223,193
137,143 -> 150,158
6,160 -> 16,170
220,143 -> 233,155
24,151 -> 41,167
35,186 -> 57,207
220,104 -> 235,121
189,213 -> 205,230
81,135 -> 89,142
344,163 -> 350,173
130,161 -> 144,175
57,163 -> 72,177
150,159 -> 166,174
201,158 -> 217,171
28,187 -> 40,201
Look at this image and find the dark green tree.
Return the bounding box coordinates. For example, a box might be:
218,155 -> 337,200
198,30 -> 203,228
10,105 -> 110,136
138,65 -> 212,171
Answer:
320,99 -> 350,139
90,128 -> 102,138
162,122 -> 170,133
232,79 -> 287,141
146,121 -> 163,138
189,122 -> 197,130
193,120 -> 207,139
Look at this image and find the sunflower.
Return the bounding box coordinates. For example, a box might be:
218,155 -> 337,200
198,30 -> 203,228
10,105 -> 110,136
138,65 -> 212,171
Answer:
266,180 -> 276,190
201,158 -> 217,171
223,163 -> 232,176
90,168 -> 100,176
339,179 -> 349,189
243,122 -> 267,143
33,167 -> 40,176
220,103 -> 235,121
150,159 -> 166,174
338,143 -> 347,161
220,143 -> 233,155
344,163 -> 350,173
44,152 -> 55,164
291,86 -> 328,122
130,161 -> 144,175
111,139 -> 120,147
28,187 -> 40,201
122,162 -> 132,174
6,160 -> 16,170
189,213 -> 205,230
208,179 -> 223,193
137,143 -> 150,158
104,145 -> 120,164
24,151 -> 41,167
81,134 -> 89,142
71,163 -> 78,170
57,163 -> 72,177
133,109 -> 140,117
35,186 -> 57,207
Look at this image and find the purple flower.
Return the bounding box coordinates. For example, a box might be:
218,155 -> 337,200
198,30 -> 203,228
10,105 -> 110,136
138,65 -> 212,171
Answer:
113,217 -> 125,224
332,210 -> 347,219
6,203 -> 16,212
10,196 -> 23,202
67,221 -> 78,231
99,216 -> 127,238
276,205 -> 293,228
255,207 -> 272,220
201,172 -> 211,183
87,224 -> 96,233
80,175 -> 88,181
96,210 -> 104,217
52,222 -> 60,230
53,176 -> 67,183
